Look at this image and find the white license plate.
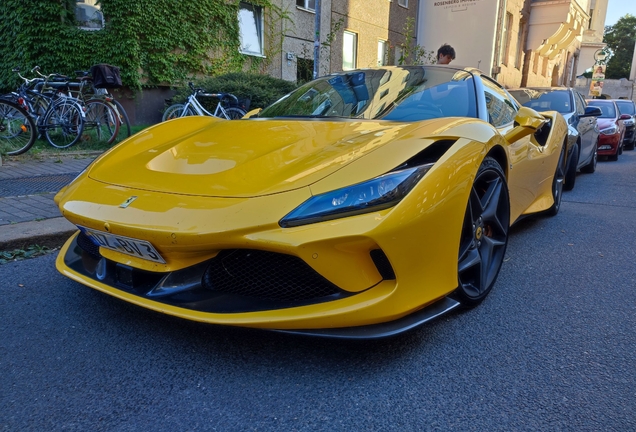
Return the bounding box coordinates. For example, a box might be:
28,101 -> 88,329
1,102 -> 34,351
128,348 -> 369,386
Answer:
79,226 -> 166,264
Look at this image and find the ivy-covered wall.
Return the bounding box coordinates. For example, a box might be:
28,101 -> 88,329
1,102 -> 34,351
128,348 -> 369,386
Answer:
0,0 -> 276,92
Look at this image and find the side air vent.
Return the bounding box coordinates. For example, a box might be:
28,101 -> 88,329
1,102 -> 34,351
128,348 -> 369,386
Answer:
370,249 -> 395,280
398,139 -> 456,169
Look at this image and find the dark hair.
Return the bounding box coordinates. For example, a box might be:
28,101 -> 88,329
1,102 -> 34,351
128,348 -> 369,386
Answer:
437,44 -> 456,60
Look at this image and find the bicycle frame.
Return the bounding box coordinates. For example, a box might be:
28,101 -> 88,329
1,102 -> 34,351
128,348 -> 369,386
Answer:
183,93 -> 232,119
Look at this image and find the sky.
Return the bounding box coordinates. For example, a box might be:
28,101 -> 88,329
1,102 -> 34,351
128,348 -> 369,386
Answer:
605,0 -> 636,26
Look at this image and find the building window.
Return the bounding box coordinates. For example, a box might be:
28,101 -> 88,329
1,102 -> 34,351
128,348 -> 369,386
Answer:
542,57 -> 548,77
343,31 -> 358,70
378,40 -> 388,66
501,12 -> 513,66
296,0 -> 316,11
398,0 -> 408,7
297,58 -> 314,83
238,2 -> 263,56
76,0 -> 104,30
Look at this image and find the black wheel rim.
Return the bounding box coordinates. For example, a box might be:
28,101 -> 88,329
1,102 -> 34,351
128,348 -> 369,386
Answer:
553,146 -> 566,210
458,168 -> 510,299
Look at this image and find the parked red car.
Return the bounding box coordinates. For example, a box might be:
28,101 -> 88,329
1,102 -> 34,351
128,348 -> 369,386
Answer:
586,99 -> 630,161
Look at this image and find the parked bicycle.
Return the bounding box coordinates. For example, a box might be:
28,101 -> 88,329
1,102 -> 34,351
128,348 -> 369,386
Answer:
162,82 -> 247,122
72,68 -> 131,145
0,98 -> 37,156
3,67 -> 85,149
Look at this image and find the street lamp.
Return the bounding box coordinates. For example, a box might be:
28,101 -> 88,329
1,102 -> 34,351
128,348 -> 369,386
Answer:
594,48 -> 609,64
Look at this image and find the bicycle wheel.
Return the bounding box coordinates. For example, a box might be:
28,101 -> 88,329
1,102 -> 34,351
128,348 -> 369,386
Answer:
224,107 -> 246,120
0,99 -> 36,156
111,98 -> 131,138
42,100 -> 84,148
182,105 -> 197,117
162,104 -> 186,121
83,100 -> 120,145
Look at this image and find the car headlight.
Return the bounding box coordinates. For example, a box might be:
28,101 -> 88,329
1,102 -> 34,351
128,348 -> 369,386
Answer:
600,126 -> 617,135
624,119 -> 634,126
280,164 -> 434,227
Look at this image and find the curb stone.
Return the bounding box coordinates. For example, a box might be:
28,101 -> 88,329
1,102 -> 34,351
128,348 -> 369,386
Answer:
0,218 -> 77,252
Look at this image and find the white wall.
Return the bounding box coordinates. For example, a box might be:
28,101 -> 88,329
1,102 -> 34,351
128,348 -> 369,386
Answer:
417,0 -> 499,71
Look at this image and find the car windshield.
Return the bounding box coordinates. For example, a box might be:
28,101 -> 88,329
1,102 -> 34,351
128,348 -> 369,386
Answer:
508,89 -> 572,114
258,66 -> 478,122
587,101 -> 616,118
615,100 -> 635,115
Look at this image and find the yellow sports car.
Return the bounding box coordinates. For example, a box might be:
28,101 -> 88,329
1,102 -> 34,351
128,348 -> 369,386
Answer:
55,66 -> 568,338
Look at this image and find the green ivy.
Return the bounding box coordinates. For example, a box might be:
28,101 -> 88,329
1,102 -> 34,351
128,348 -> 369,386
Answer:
0,0 -> 279,92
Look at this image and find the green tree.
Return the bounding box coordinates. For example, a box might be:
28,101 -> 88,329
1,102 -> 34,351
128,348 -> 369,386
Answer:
604,14 -> 636,79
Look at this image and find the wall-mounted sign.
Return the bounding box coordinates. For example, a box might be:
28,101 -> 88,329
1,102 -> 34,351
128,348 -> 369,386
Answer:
433,0 -> 484,11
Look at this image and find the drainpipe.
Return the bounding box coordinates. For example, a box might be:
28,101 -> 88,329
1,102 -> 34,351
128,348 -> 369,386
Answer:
313,0 -> 321,79
492,0 -> 508,80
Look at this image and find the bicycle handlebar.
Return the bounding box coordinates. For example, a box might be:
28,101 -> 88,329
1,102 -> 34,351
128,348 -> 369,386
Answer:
187,82 -> 239,103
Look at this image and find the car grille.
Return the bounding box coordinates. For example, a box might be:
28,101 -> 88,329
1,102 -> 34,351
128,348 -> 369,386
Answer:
76,232 -> 102,258
202,249 -> 343,302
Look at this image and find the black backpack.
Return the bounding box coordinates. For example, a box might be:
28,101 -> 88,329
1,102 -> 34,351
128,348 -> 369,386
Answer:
90,64 -> 122,89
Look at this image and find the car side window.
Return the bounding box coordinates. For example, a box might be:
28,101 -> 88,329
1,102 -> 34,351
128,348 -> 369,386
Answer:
481,77 -> 517,127
574,92 -> 586,116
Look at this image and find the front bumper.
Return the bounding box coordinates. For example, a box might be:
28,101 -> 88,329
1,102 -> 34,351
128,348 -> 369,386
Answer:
57,231 -> 458,338
623,125 -> 635,144
597,133 -> 621,155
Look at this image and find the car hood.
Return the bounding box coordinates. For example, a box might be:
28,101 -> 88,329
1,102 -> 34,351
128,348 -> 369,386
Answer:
596,118 -> 617,129
87,116 -> 449,198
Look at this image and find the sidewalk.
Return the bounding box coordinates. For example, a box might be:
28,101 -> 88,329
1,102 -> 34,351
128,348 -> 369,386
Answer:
0,152 -> 100,250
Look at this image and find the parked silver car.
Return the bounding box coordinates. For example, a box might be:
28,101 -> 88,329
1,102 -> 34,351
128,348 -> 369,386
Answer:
508,87 -> 601,191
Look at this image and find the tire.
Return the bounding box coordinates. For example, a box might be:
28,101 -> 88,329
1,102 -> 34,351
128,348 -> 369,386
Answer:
580,141 -> 597,174
0,99 -> 36,156
42,100 -> 84,149
111,99 -> 131,139
224,107 -> 246,120
182,106 -> 197,117
564,144 -> 578,191
546,143 -> 566,216
162,104 -> 186,122
608,144 -> 619,161
455,157 -> 510,306
82,100 -> 120,145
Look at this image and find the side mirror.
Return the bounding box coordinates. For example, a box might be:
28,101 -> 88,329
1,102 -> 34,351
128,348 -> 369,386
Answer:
243,107 -> 262,119
619,114 -> 632,120
504,106 -> 546,142
581,106 -> 602,117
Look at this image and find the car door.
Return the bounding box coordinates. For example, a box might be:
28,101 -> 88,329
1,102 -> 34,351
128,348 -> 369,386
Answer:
574,91 -> 597,166
481,78 -> 546,217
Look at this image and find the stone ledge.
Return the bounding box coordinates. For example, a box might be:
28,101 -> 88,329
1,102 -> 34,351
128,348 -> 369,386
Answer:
0,217 -> 77,251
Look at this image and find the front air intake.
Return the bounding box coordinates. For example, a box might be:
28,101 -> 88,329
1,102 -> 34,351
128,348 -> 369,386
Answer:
202,249 -> 343,302
370,249 -> 395,280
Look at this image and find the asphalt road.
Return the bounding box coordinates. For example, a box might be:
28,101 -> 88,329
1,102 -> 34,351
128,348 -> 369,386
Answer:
1,152 -> 635,431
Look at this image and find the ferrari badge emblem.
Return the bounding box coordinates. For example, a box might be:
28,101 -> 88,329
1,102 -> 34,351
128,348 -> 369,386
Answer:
119,196 -> 137,208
